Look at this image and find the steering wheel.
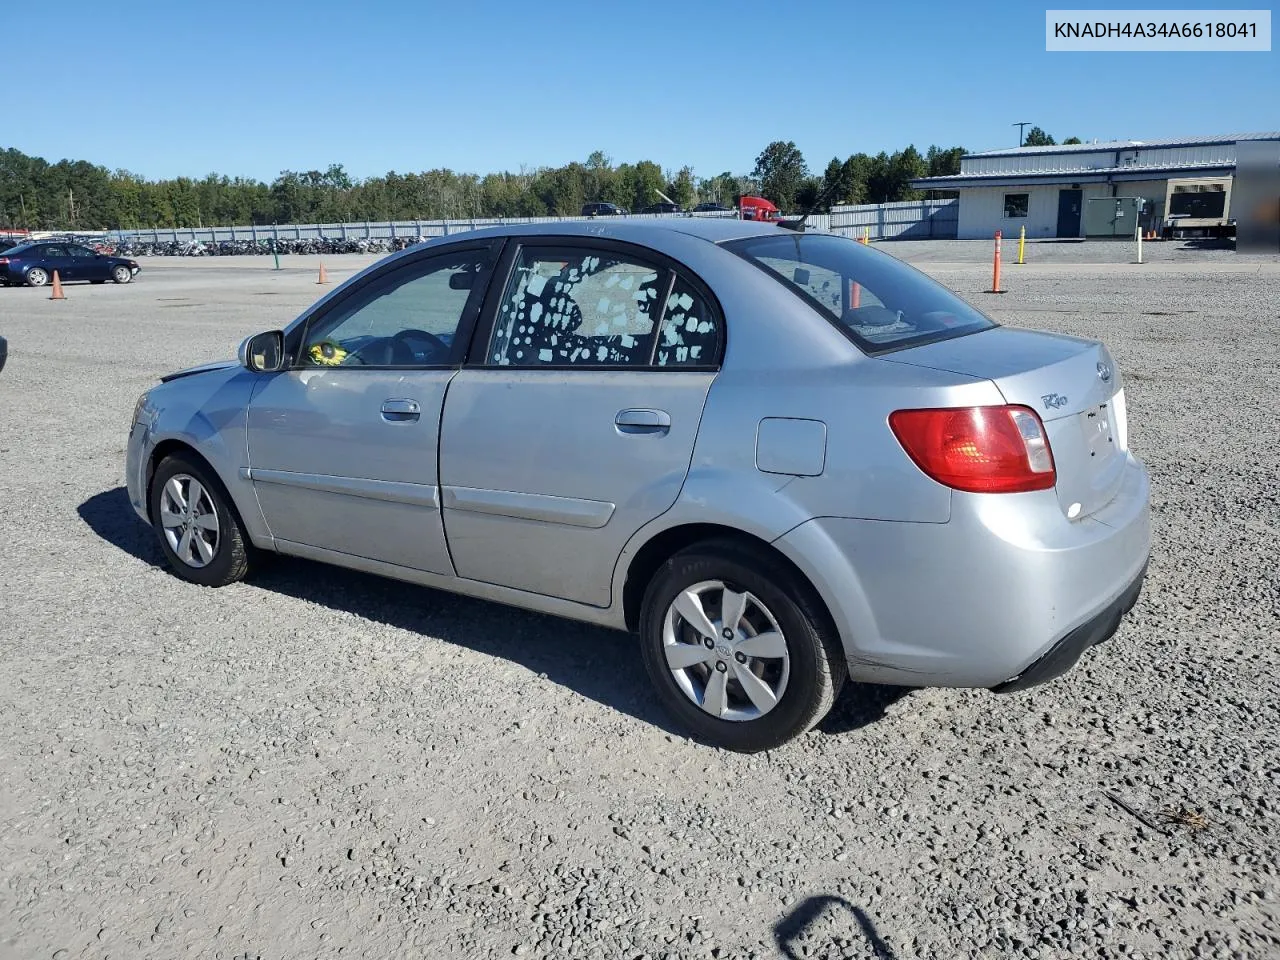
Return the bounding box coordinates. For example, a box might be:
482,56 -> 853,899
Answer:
393,328 -> 449,359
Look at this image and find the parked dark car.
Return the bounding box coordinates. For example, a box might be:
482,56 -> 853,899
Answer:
0,334 -> 6,372
580,202 -> 628,217
640,202 -> 683,214
0,241 -> 140,287
693,202 -> 733,213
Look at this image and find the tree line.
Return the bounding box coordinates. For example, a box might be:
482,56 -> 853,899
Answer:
0,139 -> 972,231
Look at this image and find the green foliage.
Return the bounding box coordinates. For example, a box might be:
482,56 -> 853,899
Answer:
697,171 -> 743,206
1023,126 -> 1056,147
0,139 -> 972,231
925,145 -> 965,177
752,140 -> 809,211
666,166 -> 696,209
1062,136 -> 1083,145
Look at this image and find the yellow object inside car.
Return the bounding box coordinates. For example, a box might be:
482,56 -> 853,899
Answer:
308,340 -> 348,366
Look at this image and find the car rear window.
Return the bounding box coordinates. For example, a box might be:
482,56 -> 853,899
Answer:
726,233 -> 996,354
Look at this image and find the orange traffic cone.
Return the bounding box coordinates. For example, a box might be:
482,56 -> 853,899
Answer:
316,261 -> 329,285
49,270 -> 65,300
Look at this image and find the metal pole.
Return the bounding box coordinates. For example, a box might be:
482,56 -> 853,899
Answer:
272,239 -> 280,271
1136,219 -> 1143,264
1017,225 -> 1026,264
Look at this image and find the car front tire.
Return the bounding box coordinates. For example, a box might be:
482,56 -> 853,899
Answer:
112,265 -> 132,284
638,540 -> 845,753
149,454 -> 252,587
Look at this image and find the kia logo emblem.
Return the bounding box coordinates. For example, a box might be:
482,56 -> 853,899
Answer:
1097,362 -> 1113,383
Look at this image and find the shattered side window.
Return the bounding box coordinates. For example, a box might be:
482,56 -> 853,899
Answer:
656,276 -> 720,367
489,248 -> 663,367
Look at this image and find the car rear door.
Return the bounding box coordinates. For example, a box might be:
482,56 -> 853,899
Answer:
438,239 -> 724,606
245,241 -> 499,574
38,245 -> 71,280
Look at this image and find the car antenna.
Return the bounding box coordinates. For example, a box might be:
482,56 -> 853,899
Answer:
777,177 -> 843,233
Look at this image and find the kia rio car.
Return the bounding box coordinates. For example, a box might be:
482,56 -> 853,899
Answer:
125,219 -> 1150,752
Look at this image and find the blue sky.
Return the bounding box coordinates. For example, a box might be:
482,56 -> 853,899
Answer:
7,0 -> 1276,182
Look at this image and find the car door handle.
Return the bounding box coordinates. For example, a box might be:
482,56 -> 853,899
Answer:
615,408 -> 671,433
381,398 -> 421,422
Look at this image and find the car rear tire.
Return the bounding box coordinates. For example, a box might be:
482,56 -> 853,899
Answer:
25,267 -> 48,287
111,265 -> 132,284
638,539 -> 845,752
149,454 -> 252,587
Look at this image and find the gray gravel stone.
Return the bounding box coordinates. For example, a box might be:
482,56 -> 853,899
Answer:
0,245 -> 1277,958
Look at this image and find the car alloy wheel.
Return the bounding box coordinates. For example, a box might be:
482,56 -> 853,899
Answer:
149,454 -> 253,587
112,265 -> 132,284
638,540 -> 844,752
662,580 -> 790,721
26,267 -> 48,287
159,474 -> 220,568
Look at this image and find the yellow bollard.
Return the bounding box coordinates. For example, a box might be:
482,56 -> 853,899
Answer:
1017,225 -> 1026,264
861,227 -> 870,245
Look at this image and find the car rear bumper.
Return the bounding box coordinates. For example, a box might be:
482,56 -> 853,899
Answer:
991,557 -> 1146,692
774,453 -> 1151,689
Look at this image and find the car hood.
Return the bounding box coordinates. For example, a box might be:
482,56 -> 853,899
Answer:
159,359 -> 239,383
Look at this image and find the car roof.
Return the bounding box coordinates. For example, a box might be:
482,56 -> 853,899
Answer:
424,216 -> 783,248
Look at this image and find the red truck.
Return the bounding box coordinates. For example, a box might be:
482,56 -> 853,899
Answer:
738,195 -> 781,222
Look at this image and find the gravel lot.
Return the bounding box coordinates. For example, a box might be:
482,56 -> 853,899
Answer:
2,240 -> 1278,960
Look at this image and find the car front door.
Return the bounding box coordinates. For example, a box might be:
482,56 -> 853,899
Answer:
246,242 -> 499,574
439,240 -> 724,606
68,244 -> 107,281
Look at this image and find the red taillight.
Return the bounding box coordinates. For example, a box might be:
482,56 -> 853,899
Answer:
889,405 -> 1056,494
0,257 -> 8,265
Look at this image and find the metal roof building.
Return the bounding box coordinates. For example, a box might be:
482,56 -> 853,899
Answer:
910,132 -> 1280,239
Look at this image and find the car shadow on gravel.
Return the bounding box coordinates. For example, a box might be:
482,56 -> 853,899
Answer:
818,682 -> 911,737
80,486 -> 905,741
775,895 -> 897,959
78,488 -> 168,568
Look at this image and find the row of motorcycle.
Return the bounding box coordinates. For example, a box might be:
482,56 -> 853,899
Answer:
101,236 -> 428,257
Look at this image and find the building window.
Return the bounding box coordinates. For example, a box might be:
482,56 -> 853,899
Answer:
1004,194 -> 1029,218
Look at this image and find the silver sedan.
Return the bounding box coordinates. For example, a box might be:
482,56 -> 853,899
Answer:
126,218 -> 1150,752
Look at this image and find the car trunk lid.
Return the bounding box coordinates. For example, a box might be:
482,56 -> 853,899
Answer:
884,327 -> 1128,519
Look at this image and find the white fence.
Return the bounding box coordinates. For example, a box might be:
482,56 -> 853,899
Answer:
115,211 -> 741,245
112,199 -> 958,246
828,200 -> 959,239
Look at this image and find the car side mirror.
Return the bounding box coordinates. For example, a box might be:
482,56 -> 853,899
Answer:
238,330 -> 286,373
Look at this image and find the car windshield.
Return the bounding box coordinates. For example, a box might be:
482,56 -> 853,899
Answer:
726,232 -> 996,353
